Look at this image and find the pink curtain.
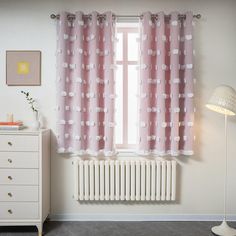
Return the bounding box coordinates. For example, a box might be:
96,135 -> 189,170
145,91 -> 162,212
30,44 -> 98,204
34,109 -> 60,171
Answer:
138,12 -> 194,156
56,11 -> 116,156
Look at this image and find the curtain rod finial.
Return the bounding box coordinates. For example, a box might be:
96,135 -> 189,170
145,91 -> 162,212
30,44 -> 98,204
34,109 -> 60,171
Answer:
195,14 -> 201,19
50,14 -> 58,19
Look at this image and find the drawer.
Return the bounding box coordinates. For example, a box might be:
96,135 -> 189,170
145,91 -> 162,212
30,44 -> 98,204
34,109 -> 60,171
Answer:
0,135 -> 38,152
0,169 -> 38,185
0,152 -> 38,168
0,186 -> 38,202
0,202 -> 38,220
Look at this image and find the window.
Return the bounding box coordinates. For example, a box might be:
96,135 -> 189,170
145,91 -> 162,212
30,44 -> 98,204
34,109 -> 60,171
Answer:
115,23 -> 139,149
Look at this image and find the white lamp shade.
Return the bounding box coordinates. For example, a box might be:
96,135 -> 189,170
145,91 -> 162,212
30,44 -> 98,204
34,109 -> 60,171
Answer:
206,85 -> 236,116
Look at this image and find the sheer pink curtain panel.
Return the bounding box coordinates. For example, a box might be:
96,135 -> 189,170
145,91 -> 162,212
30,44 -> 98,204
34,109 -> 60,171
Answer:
138,11 -> 195,156
56,11 -> 116,156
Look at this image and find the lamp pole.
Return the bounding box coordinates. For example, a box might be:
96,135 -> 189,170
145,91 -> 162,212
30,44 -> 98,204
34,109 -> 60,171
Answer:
224,114 -> 228,222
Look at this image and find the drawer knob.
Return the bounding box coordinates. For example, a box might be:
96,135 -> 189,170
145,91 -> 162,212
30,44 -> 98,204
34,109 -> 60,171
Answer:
8,176 -> 12,180
7,141 -> 12,146
8,209 -> 13,214
8,192 -> 12,197
8,159 -> 12,163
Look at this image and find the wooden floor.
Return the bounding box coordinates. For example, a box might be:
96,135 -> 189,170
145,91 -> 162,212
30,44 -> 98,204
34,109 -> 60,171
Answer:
1,221 -> 236,236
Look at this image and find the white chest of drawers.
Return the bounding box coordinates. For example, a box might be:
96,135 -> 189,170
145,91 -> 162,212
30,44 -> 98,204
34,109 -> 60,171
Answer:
0,129 -> 50,236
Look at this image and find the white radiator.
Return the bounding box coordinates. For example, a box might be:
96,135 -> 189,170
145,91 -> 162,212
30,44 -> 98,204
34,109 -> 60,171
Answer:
73,160 -> 177,201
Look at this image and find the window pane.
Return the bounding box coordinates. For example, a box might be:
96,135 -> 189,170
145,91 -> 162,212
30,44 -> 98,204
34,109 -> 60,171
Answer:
128,65 -> 138,145
128,33 -> 139,61
115,65 -> 123,144
116,33 -> 123,61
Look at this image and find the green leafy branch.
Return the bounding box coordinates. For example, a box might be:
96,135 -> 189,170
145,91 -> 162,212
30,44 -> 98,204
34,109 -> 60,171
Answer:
21,91 -> 38,113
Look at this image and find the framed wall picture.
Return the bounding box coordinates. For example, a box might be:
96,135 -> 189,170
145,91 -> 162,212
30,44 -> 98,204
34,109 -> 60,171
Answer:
6,50 -> 41,86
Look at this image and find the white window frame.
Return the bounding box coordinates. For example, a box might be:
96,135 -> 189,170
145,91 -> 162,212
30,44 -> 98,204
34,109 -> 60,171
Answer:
116,26 -> 139,150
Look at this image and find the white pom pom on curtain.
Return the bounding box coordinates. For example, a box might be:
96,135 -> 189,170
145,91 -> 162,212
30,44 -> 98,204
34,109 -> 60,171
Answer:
56,11 -> 116,156
138,11 -> 195,156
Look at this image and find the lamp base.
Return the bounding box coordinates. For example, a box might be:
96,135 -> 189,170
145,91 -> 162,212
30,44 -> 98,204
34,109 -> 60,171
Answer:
212,220 -> 236,236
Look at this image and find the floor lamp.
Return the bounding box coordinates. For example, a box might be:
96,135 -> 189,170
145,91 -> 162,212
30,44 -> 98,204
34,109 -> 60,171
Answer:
206,85 -> 236,236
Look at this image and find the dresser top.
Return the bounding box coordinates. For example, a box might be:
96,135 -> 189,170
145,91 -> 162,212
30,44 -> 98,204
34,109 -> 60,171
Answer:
0,128 -> 50,135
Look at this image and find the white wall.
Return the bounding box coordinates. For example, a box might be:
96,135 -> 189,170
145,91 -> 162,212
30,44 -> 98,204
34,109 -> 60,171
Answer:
1,0 -> 236,220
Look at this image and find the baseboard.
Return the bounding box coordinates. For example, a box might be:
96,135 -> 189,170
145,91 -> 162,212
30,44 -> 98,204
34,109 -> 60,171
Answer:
49,213 -> 236,222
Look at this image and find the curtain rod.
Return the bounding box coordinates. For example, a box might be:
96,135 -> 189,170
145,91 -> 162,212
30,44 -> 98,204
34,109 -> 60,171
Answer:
50,13 -> 201,20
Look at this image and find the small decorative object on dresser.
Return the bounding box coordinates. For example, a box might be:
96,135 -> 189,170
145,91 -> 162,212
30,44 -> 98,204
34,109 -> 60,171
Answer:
6,114 -> 14,123
0,121 -> 24,130
0,129 -> 50,236
21,91 -> 41,130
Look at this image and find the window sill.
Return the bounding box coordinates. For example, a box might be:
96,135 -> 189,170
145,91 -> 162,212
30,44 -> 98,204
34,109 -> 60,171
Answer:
116,149 -> 137,157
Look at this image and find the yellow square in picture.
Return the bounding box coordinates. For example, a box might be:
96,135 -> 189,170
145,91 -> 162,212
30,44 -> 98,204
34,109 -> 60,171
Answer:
17,62 -> 30,75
